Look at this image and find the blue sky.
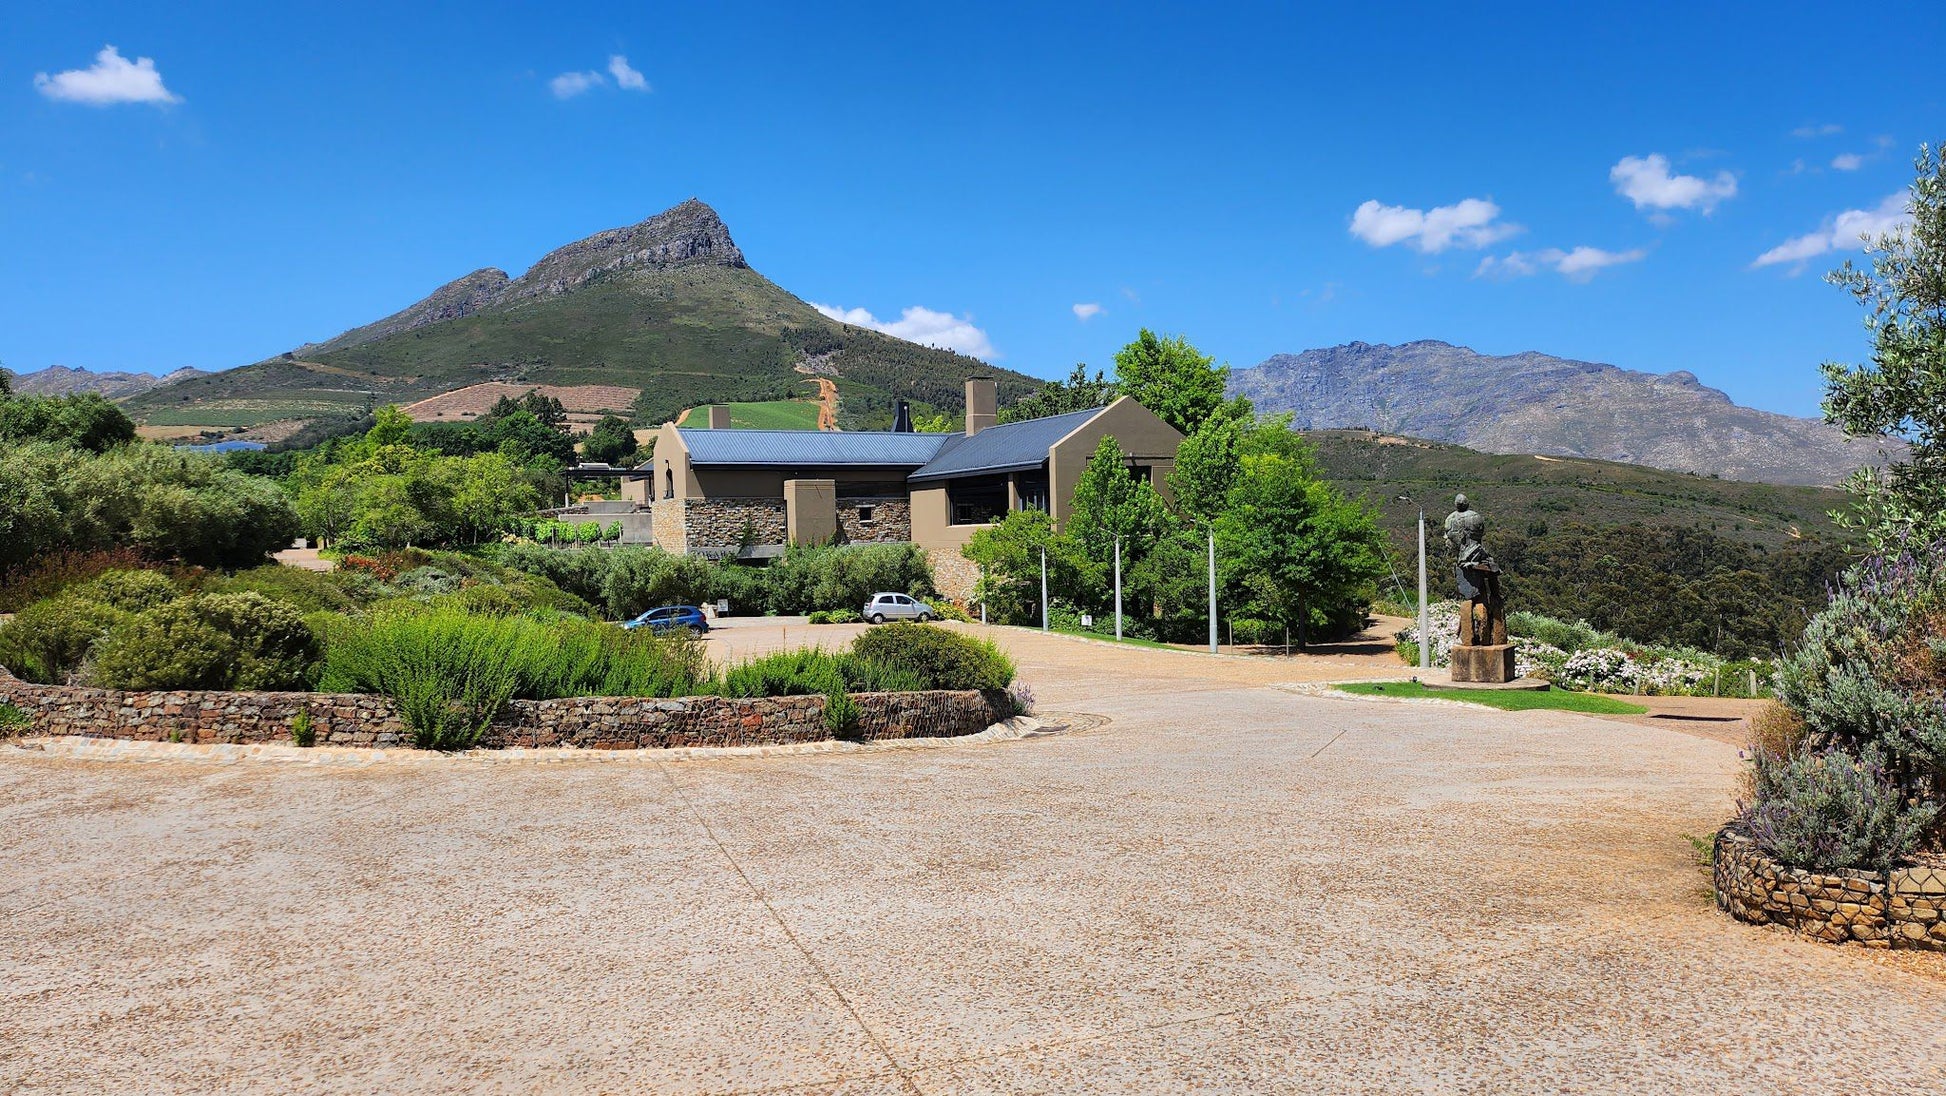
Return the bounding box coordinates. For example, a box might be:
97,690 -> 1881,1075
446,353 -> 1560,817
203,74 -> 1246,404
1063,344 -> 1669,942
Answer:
2,2 -> 1940,418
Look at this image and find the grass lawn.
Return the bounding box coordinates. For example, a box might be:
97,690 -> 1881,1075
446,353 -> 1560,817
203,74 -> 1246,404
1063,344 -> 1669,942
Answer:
678,400 -> 822,430
1335,680 -> 1649,714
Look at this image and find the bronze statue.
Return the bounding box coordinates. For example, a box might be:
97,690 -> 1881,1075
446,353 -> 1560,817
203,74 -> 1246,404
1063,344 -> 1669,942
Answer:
1444,493 -> 1514,681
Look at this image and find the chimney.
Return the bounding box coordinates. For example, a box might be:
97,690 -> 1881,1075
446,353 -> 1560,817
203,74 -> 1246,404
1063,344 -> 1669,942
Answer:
892,399 -> 914,433
964,377 -> 997,436
707,405 -> 730,429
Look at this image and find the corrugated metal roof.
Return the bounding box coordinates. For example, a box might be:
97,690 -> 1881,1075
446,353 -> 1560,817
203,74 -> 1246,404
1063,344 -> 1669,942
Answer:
908,407 -> 1102,482
678,428 -> 949,467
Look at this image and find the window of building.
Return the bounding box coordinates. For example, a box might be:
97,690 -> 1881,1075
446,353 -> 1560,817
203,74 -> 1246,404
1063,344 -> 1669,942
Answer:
1013,472 -> 1050,513
663,463 -> 674,500
857,505 -> 875,524
949,475 -> 1008,525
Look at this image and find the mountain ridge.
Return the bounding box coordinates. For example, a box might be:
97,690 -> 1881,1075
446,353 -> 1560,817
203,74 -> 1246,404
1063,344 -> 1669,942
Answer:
9,364 -> 209,398
1232,340 -> 1893,487
121,200 -> 1035,430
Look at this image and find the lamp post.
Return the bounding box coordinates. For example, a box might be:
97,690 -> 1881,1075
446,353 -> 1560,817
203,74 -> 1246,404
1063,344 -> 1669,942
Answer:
1417,509 -> 1430,676
1207,524 -> 1218,654
1113,535 -> 1123,641
1040,546 -> 1049,632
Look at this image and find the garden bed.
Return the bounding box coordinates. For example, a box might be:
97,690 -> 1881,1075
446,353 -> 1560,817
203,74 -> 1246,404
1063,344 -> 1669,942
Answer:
1713,824 -> 1946,951
0,667 -> 1008,751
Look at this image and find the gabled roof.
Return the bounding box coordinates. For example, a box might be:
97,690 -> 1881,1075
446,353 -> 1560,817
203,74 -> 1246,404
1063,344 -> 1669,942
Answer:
908,406 -> 1103,482
678,428 -> 949,467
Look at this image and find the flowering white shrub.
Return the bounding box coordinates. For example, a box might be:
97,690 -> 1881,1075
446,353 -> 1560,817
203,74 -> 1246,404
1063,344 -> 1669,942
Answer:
1556,647 -> 1709,695
1394,601 -> 1462,667
1514,641 -> 1567,680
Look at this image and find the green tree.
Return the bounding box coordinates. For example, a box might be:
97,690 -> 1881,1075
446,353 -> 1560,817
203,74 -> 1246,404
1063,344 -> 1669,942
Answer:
582,415 -> 639,464
1066,435 -> 1171,614
0,392 -> 137,453
1820,144 -> 1945,547
1215,439 -> 1388,644
998,364 -> 1119,424
450,452 -> 540,543
962,510 -> 1088,623
1112,329 -> 1229,436
366,404 -> 413,448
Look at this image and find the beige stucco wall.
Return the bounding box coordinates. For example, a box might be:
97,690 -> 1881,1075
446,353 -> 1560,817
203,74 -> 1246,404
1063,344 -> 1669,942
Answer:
1048,396 -> 1182,524
910,484 -> 989,554
785,479 -> 838,545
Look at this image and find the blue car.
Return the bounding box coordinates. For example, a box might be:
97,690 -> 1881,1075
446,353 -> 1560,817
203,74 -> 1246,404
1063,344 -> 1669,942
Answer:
622,605 -> 710,634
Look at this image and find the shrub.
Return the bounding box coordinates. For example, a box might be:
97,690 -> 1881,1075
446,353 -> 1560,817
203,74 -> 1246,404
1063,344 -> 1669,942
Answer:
849,623 -> 1014,692
318,607 -> 521,750
0,547 -> 151,611
1739,747 -> 1938,872
1507,611 -> 1604,654
394,566 -> 461,596
1739,701 -> 1809,802
86,600 -> 239,690
823,690 -> 861,738
291,707 -> 316,748
1005,680 -> 1036,716
205,564 -> 359,614
0,596 -> 131,683
806,609 -> 850,625
189,592 -> 322,690
80,569 -> 181,613
0,701 -> 29,737
718,649 -> 850,698
760,543 -> 937,614
320,607 -> 709,747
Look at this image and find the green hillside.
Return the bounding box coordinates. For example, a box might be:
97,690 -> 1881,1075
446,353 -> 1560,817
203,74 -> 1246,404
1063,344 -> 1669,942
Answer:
122,204 -> 1038,433
1306,429 -> 1851,552
677,399 -> 822,430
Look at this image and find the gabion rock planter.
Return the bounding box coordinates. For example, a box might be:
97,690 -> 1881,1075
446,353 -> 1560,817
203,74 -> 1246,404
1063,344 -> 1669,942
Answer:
1714,824 -> 1946,950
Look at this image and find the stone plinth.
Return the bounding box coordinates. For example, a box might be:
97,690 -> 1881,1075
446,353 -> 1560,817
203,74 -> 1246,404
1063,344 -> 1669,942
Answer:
1450,643 -> 1516,684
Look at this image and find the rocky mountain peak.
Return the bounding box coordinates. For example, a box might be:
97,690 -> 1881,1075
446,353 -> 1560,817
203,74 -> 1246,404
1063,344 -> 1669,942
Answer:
503,198 -> 747,301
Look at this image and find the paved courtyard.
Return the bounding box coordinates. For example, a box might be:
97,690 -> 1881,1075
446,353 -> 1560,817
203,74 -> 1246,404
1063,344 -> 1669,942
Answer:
3,623 -> 1943,1093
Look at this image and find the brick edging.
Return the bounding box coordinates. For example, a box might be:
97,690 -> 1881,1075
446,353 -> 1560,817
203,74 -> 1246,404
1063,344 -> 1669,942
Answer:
1713,824 -> 1946,950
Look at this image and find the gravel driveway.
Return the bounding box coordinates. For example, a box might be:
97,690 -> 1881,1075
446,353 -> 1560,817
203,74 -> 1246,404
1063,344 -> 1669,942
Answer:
3,624 -> 1942,1093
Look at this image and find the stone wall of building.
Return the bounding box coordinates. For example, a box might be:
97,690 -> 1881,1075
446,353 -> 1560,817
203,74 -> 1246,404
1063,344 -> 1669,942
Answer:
651,496 -> 684,553
685,498 -> 788,551
836,497 -> 913,544
929,547 -> 983,603
1714,824 -> 1946,950
0,667 -> 1007,752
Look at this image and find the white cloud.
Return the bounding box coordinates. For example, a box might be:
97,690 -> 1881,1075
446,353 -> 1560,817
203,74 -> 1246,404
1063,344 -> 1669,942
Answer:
550,70 -> 603,99
1348,197 -> 1518,253
1609,154 -> 1737,214
33,45 -> 179,106
608,55 -> 648,91
1831,152 -> 1865,171
813,303 -> 997,360
1475,246 -> 1647,283
1751,192 -> 1912,271
1071,302 -> 1103,321
1792,123 -> 1843,139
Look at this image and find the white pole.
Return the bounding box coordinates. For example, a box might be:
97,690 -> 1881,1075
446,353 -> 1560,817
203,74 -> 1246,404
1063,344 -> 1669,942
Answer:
1113,536 -> 1123,641
1417,510 -> 1430,675
1040,547 -> 1049,632
1207,526 -> 1218,654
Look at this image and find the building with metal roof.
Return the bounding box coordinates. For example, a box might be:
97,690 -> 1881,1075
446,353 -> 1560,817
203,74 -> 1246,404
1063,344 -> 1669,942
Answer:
632,380 -> 1183,598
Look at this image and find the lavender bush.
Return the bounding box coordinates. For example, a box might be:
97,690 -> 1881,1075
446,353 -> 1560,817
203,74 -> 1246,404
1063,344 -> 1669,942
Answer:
1740,746 -> 1937,872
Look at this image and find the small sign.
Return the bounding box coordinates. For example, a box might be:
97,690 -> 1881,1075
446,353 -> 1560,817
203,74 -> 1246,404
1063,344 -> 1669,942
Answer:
1080,614 -> 1093,627
716,599 -> 730,616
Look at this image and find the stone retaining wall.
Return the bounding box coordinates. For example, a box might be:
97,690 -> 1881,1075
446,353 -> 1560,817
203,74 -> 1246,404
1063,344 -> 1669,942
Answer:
0,667 -> 1007,752
1713,824 -> 1946,950
685,498 -> 788,551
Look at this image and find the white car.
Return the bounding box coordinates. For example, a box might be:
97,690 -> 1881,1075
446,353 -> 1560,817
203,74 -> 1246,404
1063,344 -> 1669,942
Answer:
861,592 -> 934,624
